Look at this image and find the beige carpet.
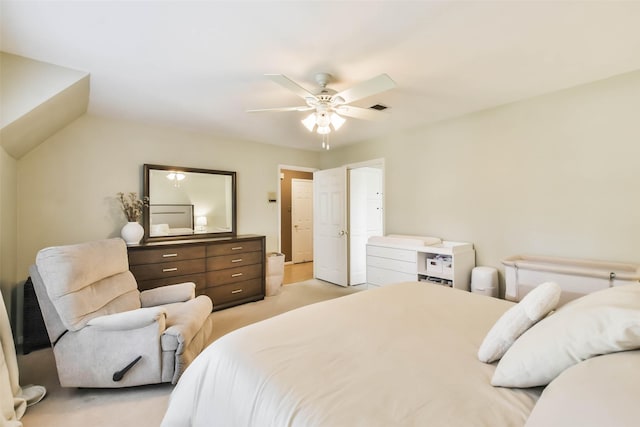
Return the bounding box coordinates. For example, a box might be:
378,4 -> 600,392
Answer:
17,279 -> 362,427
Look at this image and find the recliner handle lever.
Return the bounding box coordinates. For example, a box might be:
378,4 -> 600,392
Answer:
112,355 -> 142,382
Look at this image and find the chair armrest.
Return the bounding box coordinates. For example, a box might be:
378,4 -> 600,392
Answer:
140,282 -> 196,307
86,307 -> 166,331
162,296 -> 213,351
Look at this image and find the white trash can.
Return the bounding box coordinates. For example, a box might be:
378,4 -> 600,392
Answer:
471,266 -> 498,298
265,252 -> 285,296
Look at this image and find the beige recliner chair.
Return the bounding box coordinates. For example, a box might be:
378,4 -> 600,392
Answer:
29,238 -> 214,387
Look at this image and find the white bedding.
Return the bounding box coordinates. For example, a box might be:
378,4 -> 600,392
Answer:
162,282 -> 541,427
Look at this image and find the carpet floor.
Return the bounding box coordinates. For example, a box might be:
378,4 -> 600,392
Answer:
17,279 -> 362,427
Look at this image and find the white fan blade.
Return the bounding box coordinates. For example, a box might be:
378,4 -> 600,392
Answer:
247,106 -> 314,113
334,74 -> 396,104
335,105 -> 389,121
266,74 -> 317,100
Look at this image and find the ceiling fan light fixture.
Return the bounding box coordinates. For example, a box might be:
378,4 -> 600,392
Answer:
330,112 -> 345,130
316,111 -> 331,128
301,113 -> 316,132
302,110 -> 341,135
317,125 -> 331,135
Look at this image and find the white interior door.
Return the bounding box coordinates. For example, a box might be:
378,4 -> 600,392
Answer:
349,167 -> 384,285
291,178 -> 313,263
313,167 -> 348,286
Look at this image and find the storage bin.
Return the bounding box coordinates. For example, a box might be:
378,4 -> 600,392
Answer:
426,258 -> 442,274
441,256 -> 453,276
266,252 -> 285,296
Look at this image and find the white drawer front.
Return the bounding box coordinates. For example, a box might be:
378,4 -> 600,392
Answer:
367,265 -> 417,286
366,245 -> 416,262
367,255 -> 416,274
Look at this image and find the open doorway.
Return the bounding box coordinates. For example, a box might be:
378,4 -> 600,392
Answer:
279,160 -> 384,287
279,166 -> 316,284
291,178 -> 313,263
278,166 -> 314,264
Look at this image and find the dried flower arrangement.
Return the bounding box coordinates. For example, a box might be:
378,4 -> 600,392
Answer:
117,192 -> 144,222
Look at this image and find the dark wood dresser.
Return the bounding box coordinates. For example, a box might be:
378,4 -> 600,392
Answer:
127,235 -> 265,311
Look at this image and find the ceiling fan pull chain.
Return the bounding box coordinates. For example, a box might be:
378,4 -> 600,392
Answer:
321,133 -> 330,150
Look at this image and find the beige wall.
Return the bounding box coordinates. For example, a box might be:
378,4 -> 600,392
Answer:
0,52 -> 87,127
0,52 -> 89,159
322,70 -> 640,284
16,114 -> 320,281
11,69 -> 640,298
0,146 -> 17,316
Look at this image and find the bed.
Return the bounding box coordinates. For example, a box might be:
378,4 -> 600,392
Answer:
149,204 -> 195,236
163,283 -> 538,426
162,263 -> 640,427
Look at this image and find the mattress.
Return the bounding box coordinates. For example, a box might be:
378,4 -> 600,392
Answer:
162,282 -> 541,426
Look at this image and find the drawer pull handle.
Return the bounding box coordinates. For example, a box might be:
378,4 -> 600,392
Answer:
162,268 -> 178,272
162,253 -> 178,258
231,273 -> 243,278
231,246 -> 243,251
231,259 -> 243,263
231,289 -> 243,294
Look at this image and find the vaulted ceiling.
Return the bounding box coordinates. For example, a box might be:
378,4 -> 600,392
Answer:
2,1 -> 640,151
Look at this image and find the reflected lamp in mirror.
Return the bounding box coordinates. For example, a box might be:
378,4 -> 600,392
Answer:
143,164 -> 237,242
195,216 -> 208,232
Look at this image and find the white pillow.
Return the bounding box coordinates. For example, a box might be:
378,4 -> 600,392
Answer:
492,284 -> 640,388
524,350 -> 640,427
478,281 -> 561,363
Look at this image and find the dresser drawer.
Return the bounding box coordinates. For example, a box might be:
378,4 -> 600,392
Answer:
130,258 -> 205,281
204,278 -> 263,307
206,240 -> 263,257
366,245 -> 416,262
206,264 -> 262,286
206,251 -> 263,270
136,273 -> 206,293
366,255 -> 416,274
128,245 -> 205,265
367,265 -> 417,287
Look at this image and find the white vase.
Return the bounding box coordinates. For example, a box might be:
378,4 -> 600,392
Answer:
121,222 -> 144,245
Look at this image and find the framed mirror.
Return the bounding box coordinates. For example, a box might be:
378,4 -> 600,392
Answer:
143,164 -> 236,242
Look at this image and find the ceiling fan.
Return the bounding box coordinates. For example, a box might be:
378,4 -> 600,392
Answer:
247,73 -> 396,145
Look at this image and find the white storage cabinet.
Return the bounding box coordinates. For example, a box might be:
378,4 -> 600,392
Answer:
416,242 -> 476,291
366,239 -> 475,291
